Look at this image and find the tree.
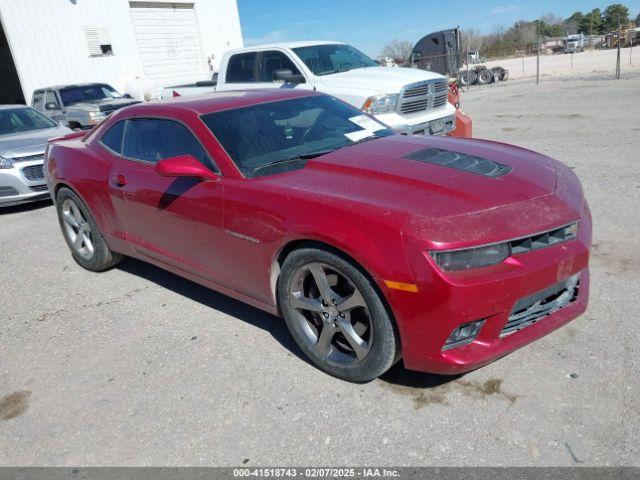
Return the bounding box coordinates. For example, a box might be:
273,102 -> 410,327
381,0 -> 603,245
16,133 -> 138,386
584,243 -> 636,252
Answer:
565,11 -> 584,35
578,8 -> 603,34
636,12 -> 640,24
381,39 -> 413,62
602,4 -> 630,32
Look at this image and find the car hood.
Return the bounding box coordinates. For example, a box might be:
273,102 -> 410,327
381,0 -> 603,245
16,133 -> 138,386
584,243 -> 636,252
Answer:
70,98 -> 141,112
317,66 -> 446,94
0,124 -> 72,158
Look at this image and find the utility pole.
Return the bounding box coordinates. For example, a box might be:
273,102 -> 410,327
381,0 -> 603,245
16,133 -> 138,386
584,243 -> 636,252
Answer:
590,12 -> 594,48
536,21 -> 541,85
615,14 -> 621,79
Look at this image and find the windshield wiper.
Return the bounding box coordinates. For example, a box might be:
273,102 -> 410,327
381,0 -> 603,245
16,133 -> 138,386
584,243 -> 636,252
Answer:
251,136 -> 381,175
251,151 -> 329,174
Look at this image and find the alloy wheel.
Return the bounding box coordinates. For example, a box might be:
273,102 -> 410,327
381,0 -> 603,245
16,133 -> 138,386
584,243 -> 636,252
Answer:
289,262 -> 372,365
61,198 -> 94,260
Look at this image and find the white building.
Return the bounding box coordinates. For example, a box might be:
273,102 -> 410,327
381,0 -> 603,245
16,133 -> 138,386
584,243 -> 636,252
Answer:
0,0 -> 243,104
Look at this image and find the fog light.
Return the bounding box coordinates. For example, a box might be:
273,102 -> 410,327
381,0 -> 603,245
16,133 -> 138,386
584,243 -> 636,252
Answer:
443,319 -> 485,350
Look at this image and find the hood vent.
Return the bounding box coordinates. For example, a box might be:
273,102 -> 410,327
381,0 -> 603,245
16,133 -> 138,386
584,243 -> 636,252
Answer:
404,148 -> 512,178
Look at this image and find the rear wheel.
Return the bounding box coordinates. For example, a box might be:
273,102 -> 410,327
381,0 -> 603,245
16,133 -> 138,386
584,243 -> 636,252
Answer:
458,70 -> 477,86
476,68 -> 493,84
56,187 -> 122,271
278,248 -> 399,382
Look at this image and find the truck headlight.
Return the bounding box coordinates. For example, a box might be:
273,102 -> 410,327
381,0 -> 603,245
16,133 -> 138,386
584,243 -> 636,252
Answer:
431,243 -> 510,271
0,155 -> 14,169
88,110 -> 105,119
362,94 -> 399,114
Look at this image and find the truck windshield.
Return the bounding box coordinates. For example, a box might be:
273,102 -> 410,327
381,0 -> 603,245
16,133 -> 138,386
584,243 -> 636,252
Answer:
59,84 -> 122,106
201,95 -> 394,178
292,44 -> 378,76
0,107 -> 57,135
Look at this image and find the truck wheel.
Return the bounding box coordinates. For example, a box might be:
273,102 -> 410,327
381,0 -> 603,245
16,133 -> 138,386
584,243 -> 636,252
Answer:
476,68 -> 493,85
458,70 -> 477,86
68,121 -> 82,131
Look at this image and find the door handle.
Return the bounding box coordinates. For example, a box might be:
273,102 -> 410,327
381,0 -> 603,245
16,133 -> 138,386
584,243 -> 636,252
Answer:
115,174 -> 128,187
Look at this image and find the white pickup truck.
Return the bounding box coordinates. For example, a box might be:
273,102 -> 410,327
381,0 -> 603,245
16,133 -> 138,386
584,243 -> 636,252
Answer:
162,41 -> 458,136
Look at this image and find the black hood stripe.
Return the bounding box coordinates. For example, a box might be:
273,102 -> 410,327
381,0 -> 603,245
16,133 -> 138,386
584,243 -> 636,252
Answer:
404,147 -> 512,178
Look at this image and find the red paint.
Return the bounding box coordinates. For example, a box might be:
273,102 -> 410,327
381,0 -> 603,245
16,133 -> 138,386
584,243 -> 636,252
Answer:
46,90 -> 591,374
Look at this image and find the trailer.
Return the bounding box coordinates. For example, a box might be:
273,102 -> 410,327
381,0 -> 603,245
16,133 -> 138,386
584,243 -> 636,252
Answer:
410,28 -> 508,86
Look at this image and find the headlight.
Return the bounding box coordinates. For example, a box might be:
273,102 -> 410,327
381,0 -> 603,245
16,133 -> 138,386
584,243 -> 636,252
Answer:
431,243 -> 510,271
362,94 -> 399,114
88,110 -> 105,119
0,155 -> 14,169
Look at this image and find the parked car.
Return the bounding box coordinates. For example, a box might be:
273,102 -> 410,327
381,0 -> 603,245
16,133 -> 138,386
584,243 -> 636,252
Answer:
32,83 -> 140,130
46,90 -> 590,382
0,105 -> 71,206
162,41 -> 463,137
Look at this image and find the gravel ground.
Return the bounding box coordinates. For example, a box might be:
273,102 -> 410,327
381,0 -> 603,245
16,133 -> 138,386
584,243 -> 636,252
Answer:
483,46 -> 640,80
1,72 -> 639,467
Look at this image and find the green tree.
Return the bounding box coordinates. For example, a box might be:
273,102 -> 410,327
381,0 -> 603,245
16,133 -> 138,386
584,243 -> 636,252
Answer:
602,4 -> 630,32
578,8 -> 603,34
635,12 -> 640,24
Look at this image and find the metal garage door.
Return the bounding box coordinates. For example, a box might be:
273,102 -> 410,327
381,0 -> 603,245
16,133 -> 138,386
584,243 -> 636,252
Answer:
129,2 -> 207,85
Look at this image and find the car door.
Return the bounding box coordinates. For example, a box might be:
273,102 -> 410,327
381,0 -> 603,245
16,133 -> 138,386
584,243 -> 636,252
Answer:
224,51 -> 312,90
44,89 -> 66,123
108,117 -> 229,285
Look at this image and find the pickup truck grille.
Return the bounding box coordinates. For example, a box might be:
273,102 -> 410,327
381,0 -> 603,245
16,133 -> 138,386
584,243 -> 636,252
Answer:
399,80 -> 448,115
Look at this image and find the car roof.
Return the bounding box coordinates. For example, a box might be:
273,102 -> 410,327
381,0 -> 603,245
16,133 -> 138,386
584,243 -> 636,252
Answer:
227,40 -> 344,52
33,83 -> 113,92
0,104 -> 30,110
127,89 -> 322,116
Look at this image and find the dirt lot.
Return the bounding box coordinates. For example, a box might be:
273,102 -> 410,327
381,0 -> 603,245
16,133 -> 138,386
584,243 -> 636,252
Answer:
484,46 -> 640,80
1,72 -> 639,466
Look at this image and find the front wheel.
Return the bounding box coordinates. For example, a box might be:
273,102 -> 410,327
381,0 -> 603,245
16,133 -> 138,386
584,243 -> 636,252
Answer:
278,248 -> 399,382
56,187 -> 122,271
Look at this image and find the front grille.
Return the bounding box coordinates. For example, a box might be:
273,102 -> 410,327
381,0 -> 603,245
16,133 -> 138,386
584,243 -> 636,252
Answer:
510,223 -> 578,255
501,273 -> 580,337
12,153 -> 44,163
29,184 -> 49,192
21,164 -> 45,181
399,80 -> 448,115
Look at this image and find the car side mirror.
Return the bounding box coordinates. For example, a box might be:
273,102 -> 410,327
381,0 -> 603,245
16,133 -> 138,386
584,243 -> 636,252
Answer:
155,155 -> 218,181
273,69 -> 306,84
45,102 -> 60,110
122,93 -> 133,99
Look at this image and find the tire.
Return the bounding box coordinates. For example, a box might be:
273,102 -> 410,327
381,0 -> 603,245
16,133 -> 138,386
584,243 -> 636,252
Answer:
458,70 -> 477,86
55,187 -> 122,271
277,248 -> 399,382
490,67 -> 504,83
476,68 -> 493,85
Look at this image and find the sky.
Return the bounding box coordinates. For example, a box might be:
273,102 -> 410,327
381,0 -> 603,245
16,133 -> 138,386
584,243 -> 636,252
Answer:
237,0 -> 640,56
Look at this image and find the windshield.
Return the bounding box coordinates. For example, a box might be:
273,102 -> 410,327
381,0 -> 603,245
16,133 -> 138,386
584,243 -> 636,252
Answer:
292,44 -> 378,76
59,84 -> 122,106
0,107 -> 58,135
201,95 -> 394,178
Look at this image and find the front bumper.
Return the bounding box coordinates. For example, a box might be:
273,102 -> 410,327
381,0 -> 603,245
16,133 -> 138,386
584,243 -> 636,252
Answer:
383,205 -> 592,375
0,160 -> 50,206
375,103 -> 457,136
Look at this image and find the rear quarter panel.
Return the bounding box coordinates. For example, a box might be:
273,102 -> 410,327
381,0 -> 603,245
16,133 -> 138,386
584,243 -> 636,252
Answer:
47,136 -> 120,243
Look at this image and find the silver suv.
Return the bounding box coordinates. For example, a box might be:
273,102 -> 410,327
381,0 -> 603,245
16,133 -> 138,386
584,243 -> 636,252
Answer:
0,105 -> 71,206
32,83 -> 140,130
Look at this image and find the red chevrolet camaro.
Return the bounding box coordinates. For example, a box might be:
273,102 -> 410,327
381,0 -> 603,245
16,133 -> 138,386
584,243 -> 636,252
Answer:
45,90 -> 591,382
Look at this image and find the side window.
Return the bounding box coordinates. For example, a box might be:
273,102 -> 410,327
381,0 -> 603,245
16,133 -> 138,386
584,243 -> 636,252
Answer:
99,120 -> 125,154
225,52 -> 258,83
45,90 -> 59,108
122,118 -> 216,171
32,91 -> 45,110
260,51 -> 301,82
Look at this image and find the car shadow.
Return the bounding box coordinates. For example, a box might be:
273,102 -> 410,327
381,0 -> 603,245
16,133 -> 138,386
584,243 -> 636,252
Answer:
0,198 -> 53,215
378,362 -> 462,389
118,257 -> 464,388
116,257 -> 309,364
